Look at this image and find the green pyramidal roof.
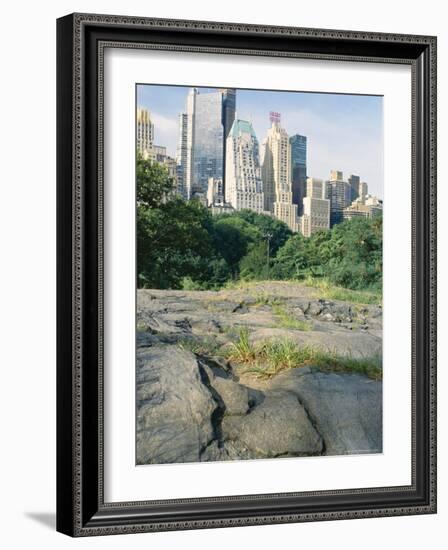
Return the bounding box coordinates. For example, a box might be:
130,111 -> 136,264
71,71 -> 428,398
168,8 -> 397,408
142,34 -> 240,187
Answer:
230,119 -> 257,138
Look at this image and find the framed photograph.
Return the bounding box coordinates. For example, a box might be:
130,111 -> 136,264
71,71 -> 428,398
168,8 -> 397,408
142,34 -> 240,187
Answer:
56,13 -> 437,536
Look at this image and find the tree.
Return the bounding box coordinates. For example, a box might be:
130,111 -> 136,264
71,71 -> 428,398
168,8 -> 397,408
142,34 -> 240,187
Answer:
136,152 -> 382,292
137,198 -> 216,289
271,233 -> 309,279
136,153 -> 175,208
323,216 -> 382,289
222,209 -> 292,255
272,216 -> 382,290
239,241 -> 270,280
210,217 -> 260,276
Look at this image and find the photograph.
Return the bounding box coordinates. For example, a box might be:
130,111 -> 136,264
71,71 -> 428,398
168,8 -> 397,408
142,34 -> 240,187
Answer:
135,84 -> 384,465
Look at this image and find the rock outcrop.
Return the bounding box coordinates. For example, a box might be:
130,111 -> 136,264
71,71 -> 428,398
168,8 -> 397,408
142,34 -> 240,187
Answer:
137,343 -> 382,464
137,282 -> 382,358
136,282 -> 383,464
270,368 -> 382,455
136,345 -> 217,464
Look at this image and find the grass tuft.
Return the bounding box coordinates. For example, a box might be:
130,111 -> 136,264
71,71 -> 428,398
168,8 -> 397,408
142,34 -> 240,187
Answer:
304,277 -> 381,305
243,338 -> 382,380
249,292 -> 284,307
136,321 -> 148,332
200,326 -> 382,381
178,330 -> 381,381
226,327 -> 257,364
178,337 -> 222,357
272,304 -> 313,331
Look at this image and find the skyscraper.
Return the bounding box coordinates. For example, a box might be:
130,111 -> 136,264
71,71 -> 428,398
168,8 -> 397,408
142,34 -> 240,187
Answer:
301,197 -> 330,237
207,177 -> 224,206
262,113 -> 298,232
326,170 -> 352,226
180,88 -> 236,199
136,108 -> 154,159
225,119 -> 264,213
359,181 -> 368,202
221,89 -> 236,190
300,177 -> 330,237
348,174 -> 361,202
290,134 -> 307,212
343,195 -> 382,220
306,177 -> 325,199
176,113 -> 188,198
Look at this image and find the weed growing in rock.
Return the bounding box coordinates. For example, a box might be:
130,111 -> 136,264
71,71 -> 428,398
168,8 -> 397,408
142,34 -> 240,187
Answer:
271,304 -> 313,331
304,277 -> 381,305
178,337 -> 222,357
178,329 -> 381,381
226,327 -> 257,364
242,338 -> 382,380
250,292 -> 284,307
136,321 -> 148,332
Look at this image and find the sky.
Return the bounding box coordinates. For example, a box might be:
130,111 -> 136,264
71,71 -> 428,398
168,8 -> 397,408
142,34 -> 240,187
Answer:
137,84 -> 383,198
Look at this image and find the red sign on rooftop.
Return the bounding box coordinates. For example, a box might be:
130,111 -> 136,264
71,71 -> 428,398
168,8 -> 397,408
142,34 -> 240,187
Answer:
269,111 -> 281,124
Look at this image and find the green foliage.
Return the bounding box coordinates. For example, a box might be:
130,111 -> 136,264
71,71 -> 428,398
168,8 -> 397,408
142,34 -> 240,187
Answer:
270,232 -> 310,279
214,210 -> 292,281
178,332 -> 382,380
226,327 -> 257,364
304,277 -> 381,305
271,304 -> 313,331
137,198 -> 217,289
211,217 -> 258,275
180,277 -> 206,291
272,217 -> 382,291
241,338 -> 382,380
222,209 -> 292,254
239,241 -> 270,280
250,292 -> 284,307
136,156 -> 382,293
136,153 -> 175,208
178,337 -> 222,356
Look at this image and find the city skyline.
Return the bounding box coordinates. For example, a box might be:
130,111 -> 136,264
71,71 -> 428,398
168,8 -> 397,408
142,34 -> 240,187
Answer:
137,83 -> 384,199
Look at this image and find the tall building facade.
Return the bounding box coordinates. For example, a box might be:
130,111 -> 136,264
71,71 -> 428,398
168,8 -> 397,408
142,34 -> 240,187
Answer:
221,89 -> 236,189
146,142 -> 179,195
299,177 -> 330,237
359,181 -> 368,202
176,113 -> 188,198
262,114 -> 298,231
153,145 -> 167,162
290,134 -> 307,211
179,88 -> 236,199
207,177 -> 224,206
343,177 -> 382,220
325,170 -> 352,226
343,196 -> 382,220
136,108 -> 154,159
365,195 -> 383,217
301,197 -> 330,236
191,89 -> 224,197
306,177 -> 325,198
225,119 -> 264,213
348,174 -> 361,202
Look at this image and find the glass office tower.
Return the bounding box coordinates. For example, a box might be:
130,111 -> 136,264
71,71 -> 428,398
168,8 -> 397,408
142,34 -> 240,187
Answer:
182,88 -> 236,199
290,134 -> 307,213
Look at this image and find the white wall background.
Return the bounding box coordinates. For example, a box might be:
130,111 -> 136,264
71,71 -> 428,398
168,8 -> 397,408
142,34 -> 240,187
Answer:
0,1 -> 445,548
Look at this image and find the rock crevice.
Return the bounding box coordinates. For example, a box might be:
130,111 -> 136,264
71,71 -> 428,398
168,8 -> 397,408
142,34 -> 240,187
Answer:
136,283 -> 382,464
137,344 -> 382,464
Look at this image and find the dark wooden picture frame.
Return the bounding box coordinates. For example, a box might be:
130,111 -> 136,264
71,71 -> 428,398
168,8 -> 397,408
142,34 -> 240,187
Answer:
57,13 -> 437,536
